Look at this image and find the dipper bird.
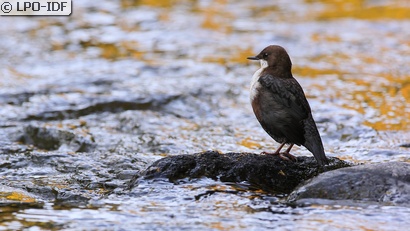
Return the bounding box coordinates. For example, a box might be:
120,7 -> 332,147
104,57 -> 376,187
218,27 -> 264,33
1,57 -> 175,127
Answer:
247,45 -> 329,166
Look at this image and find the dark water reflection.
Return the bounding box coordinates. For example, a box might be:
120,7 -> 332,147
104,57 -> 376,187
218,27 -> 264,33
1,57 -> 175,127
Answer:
1,0 -> 410,230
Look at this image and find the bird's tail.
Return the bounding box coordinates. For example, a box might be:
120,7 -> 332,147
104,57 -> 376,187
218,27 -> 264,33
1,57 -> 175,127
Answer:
303,116 -> 329,166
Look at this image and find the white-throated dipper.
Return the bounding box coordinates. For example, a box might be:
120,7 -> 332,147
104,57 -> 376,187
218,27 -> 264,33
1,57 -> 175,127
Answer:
247,45 -> 329,166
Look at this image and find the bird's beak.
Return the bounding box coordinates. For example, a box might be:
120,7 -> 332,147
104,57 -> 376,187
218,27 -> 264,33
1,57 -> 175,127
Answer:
247,56 -> 259,60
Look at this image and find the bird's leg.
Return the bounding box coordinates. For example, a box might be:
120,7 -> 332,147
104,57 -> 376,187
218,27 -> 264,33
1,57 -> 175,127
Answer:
263,143 -> 297,162
281,144 -> 297,162
261,142 -> 286,155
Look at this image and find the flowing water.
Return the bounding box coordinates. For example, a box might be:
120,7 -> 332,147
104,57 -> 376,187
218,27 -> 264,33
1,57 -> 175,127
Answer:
1,0 -> 410,230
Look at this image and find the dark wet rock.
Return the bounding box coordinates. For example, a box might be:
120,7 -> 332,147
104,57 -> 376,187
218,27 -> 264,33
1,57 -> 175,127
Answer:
139,151 -> 351,193
400,143 -> 410,148
288,162 -> 410,205
24,183 -> 57,201
19,124 -> 96,152
54,189 -> 92,206
0,91 -> 45,106
24,95 -> 181,121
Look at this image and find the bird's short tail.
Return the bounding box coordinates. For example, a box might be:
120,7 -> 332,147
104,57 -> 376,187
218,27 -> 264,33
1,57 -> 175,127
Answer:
303,117 -> 329,166
304,137 -> 329,166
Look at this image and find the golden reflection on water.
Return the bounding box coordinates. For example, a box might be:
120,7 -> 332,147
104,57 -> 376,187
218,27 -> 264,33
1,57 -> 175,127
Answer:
202,47 -> 254,65
238,137 -> 262,149
295,64 -> 410,131
121,0 -> 175,8
200,0 -> 233,33
307,0 -> 410,20
2,192 -> 36,203
347,74 -> 409,131
296,27 -> 410,131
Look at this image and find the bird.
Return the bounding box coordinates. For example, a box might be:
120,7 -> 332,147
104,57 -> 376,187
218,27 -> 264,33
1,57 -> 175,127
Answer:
247,45 -> 329,166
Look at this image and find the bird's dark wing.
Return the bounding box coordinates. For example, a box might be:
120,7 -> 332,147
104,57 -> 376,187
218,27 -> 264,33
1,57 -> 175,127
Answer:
259,74 -> 311,120
257,74 -> 311,144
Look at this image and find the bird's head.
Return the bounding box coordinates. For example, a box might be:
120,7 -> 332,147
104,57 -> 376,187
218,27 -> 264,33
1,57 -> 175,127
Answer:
247,45 -> 292,72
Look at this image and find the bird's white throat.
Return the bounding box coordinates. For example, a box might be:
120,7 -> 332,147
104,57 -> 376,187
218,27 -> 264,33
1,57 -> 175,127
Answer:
259,59 -> 268,69
250,59 -> 268,101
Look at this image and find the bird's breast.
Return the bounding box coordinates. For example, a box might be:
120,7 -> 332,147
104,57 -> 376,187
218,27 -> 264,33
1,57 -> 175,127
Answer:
250,68 -> 264,102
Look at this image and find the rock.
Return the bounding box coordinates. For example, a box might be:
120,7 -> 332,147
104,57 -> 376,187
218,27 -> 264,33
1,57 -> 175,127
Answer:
288,162 -> 410,205
139,151 -> 351,193
24,95 -> 181,121
400,143 -> 410,148
19,124 -> 96,152
0,185 -> 39,204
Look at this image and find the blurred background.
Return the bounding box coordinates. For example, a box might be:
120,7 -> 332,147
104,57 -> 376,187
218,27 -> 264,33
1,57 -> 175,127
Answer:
0,0 -> 410,230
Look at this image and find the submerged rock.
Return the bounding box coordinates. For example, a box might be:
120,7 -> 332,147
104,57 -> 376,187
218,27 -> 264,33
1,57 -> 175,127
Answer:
139,151 -> 351,193
19,124 -> 96,152
288,162 -> 410,205
24,94 -> 181,121
400,143 -> 410,148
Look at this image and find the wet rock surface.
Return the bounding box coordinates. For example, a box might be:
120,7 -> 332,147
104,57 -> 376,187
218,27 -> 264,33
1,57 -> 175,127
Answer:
288,162 -> 410,205
140,151 -> 351,193
23,94 -> 182,121
20,124 -> 96,152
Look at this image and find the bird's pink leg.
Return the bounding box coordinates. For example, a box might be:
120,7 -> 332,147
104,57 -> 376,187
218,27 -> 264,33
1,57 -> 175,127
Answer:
261,142 -> 286,155
281,143 -> 297,162
262,143 -> 297,162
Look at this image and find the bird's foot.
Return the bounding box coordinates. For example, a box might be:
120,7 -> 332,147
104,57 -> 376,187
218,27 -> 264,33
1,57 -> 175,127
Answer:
261,151 -> 297,162
279,152 -> 297,162
261,151 -> 279,155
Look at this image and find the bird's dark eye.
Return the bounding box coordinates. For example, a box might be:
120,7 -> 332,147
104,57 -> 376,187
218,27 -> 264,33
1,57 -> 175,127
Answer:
263,53 -> 269,59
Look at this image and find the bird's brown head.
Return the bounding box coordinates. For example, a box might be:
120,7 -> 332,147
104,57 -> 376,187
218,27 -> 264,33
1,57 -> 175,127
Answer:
247,45 -> 292,76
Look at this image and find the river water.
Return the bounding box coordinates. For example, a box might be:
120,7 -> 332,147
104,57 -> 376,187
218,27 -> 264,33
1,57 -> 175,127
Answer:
1,0 -> 410,230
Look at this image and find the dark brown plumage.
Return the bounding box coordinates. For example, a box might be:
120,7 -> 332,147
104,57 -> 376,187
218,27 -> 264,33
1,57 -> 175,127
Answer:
247,45 -> 329,166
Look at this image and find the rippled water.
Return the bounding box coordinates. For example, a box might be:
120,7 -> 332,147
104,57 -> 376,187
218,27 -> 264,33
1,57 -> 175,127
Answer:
1,0 -> 410,230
